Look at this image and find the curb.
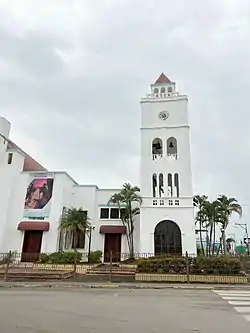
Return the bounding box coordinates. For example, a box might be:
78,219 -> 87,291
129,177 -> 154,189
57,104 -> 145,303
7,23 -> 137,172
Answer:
0,283 -> 249,290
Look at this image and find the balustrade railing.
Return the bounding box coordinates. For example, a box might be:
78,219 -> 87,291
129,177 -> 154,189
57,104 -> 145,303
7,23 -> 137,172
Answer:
144,92 -> 179,99
152,153 -> 177,161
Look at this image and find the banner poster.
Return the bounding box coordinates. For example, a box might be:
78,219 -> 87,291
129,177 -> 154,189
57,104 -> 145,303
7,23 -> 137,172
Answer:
23,173 -> 54,219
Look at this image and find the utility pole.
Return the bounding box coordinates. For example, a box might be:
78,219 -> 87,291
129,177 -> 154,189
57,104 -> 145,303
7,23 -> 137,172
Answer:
235,223 -> 250,256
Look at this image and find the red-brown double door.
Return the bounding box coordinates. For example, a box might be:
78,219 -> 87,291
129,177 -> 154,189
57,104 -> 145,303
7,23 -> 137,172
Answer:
104,233 -> 121,262
21,231 -> 43,262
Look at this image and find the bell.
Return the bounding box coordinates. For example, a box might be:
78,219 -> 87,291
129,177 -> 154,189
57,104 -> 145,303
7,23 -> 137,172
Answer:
154,142 -> 161,150
169,142 -> 174,148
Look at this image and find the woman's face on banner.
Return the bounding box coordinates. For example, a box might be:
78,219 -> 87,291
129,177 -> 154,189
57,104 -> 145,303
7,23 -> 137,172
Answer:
26,187 -> 44,209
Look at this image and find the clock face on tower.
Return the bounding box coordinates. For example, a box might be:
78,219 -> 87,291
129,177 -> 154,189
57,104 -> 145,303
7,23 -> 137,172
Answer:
158,111 -> 169,120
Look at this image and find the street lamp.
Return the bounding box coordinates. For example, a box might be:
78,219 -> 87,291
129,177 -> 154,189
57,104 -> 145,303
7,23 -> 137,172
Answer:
235,223 -> 250,256
86,225 -> 95,263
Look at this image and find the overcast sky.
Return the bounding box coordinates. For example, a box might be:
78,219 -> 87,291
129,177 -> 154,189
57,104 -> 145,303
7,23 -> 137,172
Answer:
0,0 -> 249,238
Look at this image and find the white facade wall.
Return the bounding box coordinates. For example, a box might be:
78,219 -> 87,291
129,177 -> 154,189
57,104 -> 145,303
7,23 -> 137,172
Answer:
0,171 -> 77,253
140,207 -> 196,254
0,153 -> 134,256
62,185 -> 97,254
0,167 -> 131,255
96,189 -> 128,254
0,117 -> 13,250
0,150 -> 26,252
41,173 -> 77,253
63,186 -> 131,254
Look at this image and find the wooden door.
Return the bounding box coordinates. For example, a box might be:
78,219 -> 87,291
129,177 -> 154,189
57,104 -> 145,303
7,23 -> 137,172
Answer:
21,231 -> 43,262
104,233 -> 121,262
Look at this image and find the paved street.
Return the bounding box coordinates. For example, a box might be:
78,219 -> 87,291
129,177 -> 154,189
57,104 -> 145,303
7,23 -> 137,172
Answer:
0,288 -> 250,332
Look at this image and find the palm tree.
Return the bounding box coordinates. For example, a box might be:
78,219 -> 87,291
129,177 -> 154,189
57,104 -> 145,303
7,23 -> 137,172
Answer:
193,195 -> 208,255
216,195 -> 242,254
59,207 -> 91,272
108,183 -> 142,258
196,200 -> 220,255
199,200 -> 220,256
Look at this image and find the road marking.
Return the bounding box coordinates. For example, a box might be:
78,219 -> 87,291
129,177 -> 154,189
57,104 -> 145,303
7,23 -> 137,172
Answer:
228,301 -> 250,306
222,296 -> 250,300
214,290 -> 250,295
234,306 -> 250,313
214,290 -> 250,324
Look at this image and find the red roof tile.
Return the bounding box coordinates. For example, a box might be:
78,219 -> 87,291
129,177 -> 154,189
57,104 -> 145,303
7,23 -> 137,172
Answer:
7,140 -> 47,172
154,73 -> 171,84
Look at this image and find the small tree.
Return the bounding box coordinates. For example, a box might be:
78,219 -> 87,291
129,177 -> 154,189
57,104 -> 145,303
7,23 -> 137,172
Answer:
108,183 -> 142,259
59,207 -> 91,272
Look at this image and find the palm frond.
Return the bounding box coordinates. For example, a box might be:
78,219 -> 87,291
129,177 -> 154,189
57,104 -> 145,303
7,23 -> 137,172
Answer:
59,207 -> 91,233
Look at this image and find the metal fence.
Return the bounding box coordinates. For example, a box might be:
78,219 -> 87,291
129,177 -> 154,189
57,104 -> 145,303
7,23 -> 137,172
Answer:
1,251 -> 249,282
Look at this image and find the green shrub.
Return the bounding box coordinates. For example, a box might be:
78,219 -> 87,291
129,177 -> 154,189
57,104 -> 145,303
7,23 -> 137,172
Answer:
39,251 -> 82,264
137,257 -> 186,274
39,251 -> 103,264
122,258 -> 139,264
196,246 -> 203,257
136,256 -> 243,275
191,256 -> 243,275
88,250 -> 102,263
0,251 -> 17,265
39,253 -> 50,263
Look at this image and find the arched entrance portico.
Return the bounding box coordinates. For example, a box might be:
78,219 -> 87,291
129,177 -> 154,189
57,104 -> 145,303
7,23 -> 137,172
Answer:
154,220 -> 182,255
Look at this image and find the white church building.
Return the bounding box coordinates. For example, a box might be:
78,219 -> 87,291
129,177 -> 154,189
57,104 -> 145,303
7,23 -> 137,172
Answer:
0,73 -> 196,261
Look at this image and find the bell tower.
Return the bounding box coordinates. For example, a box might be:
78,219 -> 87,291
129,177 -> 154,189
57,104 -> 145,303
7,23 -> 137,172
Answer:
139,73 -> 196,255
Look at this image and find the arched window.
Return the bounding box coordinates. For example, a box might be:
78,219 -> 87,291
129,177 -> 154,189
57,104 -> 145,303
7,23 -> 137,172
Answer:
154,220 -> 182,255
152,173 -> 157,197
152,138 -> 163,159
154,88 -> 159,94
167,137 -> 177,158
168,86 -> 173,93
159,173 -> 164,197
160,87 -> 165,93
168,173 -> 172,197
174,173 -> 179,197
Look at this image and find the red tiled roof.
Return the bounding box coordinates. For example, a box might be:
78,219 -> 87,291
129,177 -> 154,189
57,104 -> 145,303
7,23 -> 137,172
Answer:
99,225 -> 126,234
17,221 -> 50,231
23,155 -> 47,172
7,140 -> 47,172
154,73 -> 171,84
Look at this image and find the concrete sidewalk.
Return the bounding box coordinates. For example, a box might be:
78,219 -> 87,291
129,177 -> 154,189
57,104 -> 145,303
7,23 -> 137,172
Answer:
0,281 -> 250,290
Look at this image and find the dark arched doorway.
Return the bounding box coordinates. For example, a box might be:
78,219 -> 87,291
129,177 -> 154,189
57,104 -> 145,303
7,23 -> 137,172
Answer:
154,220 -> 182,255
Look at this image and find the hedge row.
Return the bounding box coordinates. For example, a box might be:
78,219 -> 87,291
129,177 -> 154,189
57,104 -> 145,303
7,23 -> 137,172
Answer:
39,250 -> 102,264
136,256 -> 243,275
